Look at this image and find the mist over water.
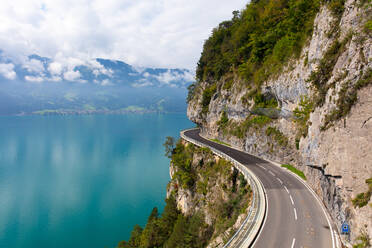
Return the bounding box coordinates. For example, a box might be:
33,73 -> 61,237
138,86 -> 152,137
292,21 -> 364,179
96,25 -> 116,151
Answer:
0,114 -> 193,248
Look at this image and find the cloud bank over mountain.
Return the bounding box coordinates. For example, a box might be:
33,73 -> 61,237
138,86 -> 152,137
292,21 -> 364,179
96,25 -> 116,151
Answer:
0,0 -> 245,71
0,54 -> 195,115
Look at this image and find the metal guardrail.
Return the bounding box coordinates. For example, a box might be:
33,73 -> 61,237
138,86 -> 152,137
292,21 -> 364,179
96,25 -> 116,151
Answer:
180,129 -> 266,248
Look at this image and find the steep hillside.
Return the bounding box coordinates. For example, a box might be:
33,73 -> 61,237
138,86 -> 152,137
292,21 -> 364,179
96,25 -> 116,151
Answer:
118,140 -> 252,248
188,0 -> 372,246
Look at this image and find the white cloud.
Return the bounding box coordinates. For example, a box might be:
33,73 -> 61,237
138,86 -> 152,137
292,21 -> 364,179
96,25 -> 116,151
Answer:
23,58 -> 45,73
101,79 -> 112,86
132,81 -> 153,88
25,75 -> 44,82
0,0 -> 245,70
48,62 -> 63,75
63,70 -> 81,81
0,63 -> 16,79
154,70 -> 194,85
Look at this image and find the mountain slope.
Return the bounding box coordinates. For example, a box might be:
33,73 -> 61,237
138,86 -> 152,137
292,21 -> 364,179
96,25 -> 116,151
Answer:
188,0 -> 371,246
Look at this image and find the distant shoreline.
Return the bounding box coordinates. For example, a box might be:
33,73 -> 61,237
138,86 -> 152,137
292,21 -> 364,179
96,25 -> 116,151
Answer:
6,109 -> 186,116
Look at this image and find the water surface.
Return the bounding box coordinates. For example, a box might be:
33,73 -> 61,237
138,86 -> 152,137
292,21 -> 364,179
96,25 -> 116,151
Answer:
0,114 -> 193,248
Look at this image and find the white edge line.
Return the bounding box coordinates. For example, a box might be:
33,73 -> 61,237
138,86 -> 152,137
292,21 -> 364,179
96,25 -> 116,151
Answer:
251,178 -> 268,248
284,185 -> 289,194
291,238 -> 296,248
193,129 -> 337,248
280,167 -> 336,248
334,230 -> 340,248
294,208 -> 297,220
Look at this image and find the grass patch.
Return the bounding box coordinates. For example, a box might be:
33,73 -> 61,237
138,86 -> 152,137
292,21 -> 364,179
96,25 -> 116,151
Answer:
281,164 -> 307,180
211,139 -> 231,147
352,177 -> 372,208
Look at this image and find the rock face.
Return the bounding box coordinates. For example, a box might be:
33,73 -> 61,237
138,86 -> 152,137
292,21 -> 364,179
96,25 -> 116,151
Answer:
187,0 -> 371,245
167,141 -> 252,247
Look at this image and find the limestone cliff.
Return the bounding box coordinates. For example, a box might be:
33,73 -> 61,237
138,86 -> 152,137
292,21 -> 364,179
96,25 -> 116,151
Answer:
187,0 -> 372,246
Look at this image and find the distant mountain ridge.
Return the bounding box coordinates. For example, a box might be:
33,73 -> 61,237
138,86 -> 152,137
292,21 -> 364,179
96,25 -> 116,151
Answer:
0,54 -> 194,115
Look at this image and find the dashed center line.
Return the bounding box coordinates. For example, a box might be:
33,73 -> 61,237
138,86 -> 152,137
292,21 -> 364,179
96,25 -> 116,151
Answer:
294,208 -> 298,220
284,185 -> 289,194
290,195 -> 294,205
268,170 -> 275,176
260,166 -> 267,171
291,238 -> 296,248
276,177 -> 283,184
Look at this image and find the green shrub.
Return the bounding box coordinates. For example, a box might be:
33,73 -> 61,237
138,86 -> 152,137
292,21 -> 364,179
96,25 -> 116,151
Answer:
353,229 -> 371,248
293,96 -> 314,138
229,115 -> 272,139
352,177 -> 372,208
321,68 -> 372,130
201,84 -> 217,113
265,127 -> 289,147
308,36 -> 351,107
217,111 -> 229,129
253,93 -> 278,108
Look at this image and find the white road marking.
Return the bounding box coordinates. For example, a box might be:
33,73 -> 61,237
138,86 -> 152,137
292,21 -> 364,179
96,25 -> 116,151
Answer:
334,230 -> 340,248
290,195 -> 294,205
269,170 -> 275,176
276,177 -> 283,184
291,238 -> 296,248
294,208 -> 298,220
284,186 -> 289,194
260,165 -> 267,171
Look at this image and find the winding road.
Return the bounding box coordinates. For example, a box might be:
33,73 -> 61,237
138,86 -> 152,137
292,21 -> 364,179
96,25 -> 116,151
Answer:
183,129 -> 336,248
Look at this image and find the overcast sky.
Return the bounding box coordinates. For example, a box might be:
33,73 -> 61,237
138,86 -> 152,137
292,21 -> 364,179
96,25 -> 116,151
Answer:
0,0 -> 246,71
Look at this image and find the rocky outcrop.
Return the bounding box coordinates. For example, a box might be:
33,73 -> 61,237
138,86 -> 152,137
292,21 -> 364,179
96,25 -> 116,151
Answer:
187,0 -> 372,245
166,141 -> 252,247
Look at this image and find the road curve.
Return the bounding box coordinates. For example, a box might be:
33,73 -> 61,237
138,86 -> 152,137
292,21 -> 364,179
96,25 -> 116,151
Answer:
183,129 -> 334,248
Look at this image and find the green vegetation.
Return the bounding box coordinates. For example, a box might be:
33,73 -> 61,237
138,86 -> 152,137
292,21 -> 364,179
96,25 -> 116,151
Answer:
171,142 -> 198,189
281,164 -> 307,180
227,115 -> 272,139
163,136 -> 175,158
293,96 -> 314,140
365,19 -> 372,34
352,177 -> 372,208
308,35 -> 351,107
201,84 -> 217,113
211,138 -> 231,147
193,0 -> 320,101
119,140 -> 252,247
321,68 -> 372,130
265,127 -> 289,147
217,111 -> 229,129
117,196 -> 211,248
353,229 -> 371,248
253,93 -> 278,109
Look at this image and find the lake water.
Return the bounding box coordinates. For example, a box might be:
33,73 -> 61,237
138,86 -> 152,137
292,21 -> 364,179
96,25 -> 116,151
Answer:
0,114 -> 193,248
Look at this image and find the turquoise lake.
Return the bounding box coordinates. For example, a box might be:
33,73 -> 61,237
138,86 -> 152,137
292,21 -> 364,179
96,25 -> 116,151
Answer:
0,114 -> 193,248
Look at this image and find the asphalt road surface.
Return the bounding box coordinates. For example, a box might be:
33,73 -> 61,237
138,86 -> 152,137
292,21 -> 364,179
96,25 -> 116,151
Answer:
184,129 -> 334,248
